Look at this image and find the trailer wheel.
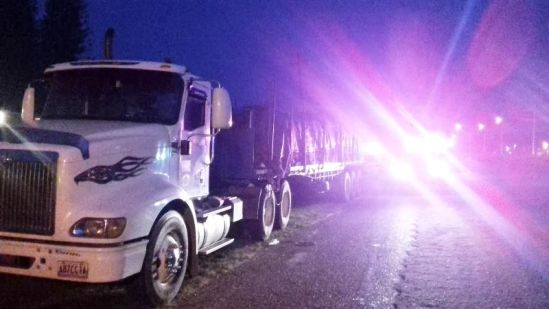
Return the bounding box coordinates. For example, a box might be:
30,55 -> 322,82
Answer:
350,171 -> 360,200
275,180 -> 292,230
335,171 -> 352,202
132,211 -> 188,307
353,171 -> 364,199
251,184 -> 276,241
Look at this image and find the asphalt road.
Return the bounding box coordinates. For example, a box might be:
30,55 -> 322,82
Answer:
181,190 -> 548,308
1,179 -> 548,308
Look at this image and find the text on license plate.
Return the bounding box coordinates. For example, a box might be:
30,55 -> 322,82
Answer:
58,261 -> 89,279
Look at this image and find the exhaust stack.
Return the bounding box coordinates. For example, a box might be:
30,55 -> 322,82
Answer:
104,28 -> 115,60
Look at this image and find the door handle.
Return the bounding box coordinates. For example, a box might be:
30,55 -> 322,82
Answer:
172,140 -> 191,155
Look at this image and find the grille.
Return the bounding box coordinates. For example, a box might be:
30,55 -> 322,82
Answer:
0,150 -> 58,235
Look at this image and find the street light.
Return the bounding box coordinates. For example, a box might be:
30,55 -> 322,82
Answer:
454,122 -> 462,132
495,116 -> 503,154
477,123 -> 485,131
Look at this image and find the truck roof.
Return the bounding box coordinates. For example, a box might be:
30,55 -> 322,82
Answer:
45,60 -> 191,76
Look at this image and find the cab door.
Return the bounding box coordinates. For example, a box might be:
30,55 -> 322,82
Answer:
178,81 -> 212,198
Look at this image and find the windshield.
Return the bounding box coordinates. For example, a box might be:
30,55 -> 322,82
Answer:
40,68 -> 183,125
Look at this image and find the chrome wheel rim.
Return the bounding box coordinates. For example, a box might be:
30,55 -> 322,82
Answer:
152,232 -> 183,286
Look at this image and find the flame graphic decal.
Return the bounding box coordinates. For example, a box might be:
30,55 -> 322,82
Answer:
74,156 -> 152,184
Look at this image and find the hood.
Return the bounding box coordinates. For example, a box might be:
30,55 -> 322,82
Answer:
3,120 -> 172,162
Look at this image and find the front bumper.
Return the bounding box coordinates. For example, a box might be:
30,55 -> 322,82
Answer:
0,238 -> 148,283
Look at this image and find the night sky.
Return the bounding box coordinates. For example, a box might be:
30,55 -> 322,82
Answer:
82,0 -> 549,134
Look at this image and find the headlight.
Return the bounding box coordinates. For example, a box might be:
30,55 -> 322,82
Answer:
426,158 -> 452,179
0,110 -> 6,126
70,217 -> 126,238
389,160 -> 415,181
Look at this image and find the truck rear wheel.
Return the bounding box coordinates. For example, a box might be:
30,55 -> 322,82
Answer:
275,180 -> 292,230
250,184 -> 276,241
132,211 -> 188,307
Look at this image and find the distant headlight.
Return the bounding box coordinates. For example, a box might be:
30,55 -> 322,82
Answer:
0,110 -> 6,126
70,217 -> 126,238
426,158 -> 453,179
360,141 -> 385,157
389,160 -> 416,181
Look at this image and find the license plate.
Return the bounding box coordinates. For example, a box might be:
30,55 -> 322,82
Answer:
57,261 -> 89,279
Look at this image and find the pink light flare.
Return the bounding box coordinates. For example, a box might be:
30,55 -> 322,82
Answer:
387,11 -> 444,107
467,0 -> 537,89
263,8 -> 547,279
267,19 -> 401,139
464,178 -> 549,277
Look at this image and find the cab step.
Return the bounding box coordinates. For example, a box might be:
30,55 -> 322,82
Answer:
198,238 -> 234,255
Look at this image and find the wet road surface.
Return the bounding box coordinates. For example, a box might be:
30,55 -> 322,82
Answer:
181,192 -> 548,308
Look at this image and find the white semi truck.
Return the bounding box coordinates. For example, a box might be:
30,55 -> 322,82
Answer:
0,59 -> 363,306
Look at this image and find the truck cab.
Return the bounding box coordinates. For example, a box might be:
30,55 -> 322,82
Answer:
0,60 -> 247,306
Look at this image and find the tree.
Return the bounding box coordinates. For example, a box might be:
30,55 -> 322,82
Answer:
40,0 -> 88,68
0,0 -> 37,110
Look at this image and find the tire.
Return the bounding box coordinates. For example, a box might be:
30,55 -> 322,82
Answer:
132,211 -> 189,307
251,184 -> 276,241
335,171 -> 352,202
350,171 -> 360,200
275,180 -> 292,230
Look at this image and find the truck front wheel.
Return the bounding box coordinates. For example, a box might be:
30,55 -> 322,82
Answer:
132,210 -> 189,307
251,184 -> 276,241
275,180 -> 292,230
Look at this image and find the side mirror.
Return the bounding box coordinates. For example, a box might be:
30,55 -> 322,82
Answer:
211,88 -> 233,129
21,87 -> 37,126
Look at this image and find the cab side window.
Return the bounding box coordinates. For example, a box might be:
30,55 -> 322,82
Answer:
184,88 -> 206,130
